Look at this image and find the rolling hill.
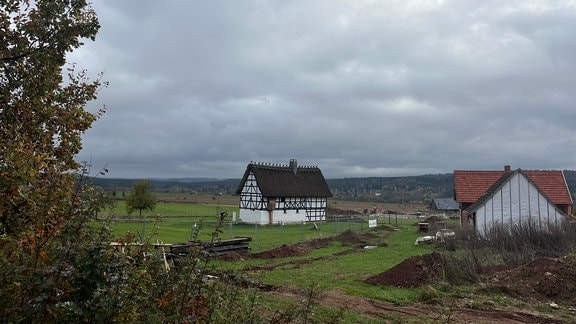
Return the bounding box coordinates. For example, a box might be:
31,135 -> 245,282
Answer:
92,170 -> 576,204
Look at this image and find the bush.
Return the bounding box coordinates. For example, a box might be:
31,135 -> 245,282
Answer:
0,1 -> 314,321
485,221 -> 576,267
0,171 -> 320,322
438,221 -> 576,285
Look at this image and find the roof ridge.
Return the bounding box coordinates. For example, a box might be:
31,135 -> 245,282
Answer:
249,161 -> 320,170
465,170 -> 518,212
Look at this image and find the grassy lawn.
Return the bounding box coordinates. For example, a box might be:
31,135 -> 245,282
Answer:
103,199 -> 238,218
102,200 -> 404,250
97,200 -> 572,322
105,217 -> 376,250
103,200 -> 437,305
232,224 -> 434,303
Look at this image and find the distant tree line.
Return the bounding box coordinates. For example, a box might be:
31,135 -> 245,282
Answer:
92,173 -> 455,203
94,170 -> 576,204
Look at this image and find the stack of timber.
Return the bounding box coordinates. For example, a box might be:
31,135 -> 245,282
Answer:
169,237 -> 251,257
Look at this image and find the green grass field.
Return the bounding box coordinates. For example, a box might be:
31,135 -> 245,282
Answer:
103,199 -> 239,218
104,216 -> 379,250
102,200 -> 421,251
98,199 -> 570,322
100,199 -> 455,320
216,224 -> 433,304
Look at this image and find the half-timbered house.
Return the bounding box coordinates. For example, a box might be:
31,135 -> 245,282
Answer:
235,159 -> 332,224
454,165 -> 573,235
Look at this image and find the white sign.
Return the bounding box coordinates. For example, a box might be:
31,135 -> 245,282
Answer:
368,219 -> 377,228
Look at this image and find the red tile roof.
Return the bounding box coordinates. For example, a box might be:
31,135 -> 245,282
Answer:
454,169 -> 572,205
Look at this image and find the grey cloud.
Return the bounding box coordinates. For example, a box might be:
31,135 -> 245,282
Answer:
74,0 -> 576,179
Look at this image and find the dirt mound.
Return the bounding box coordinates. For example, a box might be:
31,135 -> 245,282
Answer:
370,225 -> 396,232
251,243 -> 311,259
306,236 -> 336,249
365,252 -> 445,287
248,230 -> 390,259
487,256 -> 576,303
482,264 -> 512,276
334,230 -> 378,246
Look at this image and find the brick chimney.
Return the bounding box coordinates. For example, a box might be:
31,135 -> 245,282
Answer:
504,165 -> 511,171
289,159 -> 297,175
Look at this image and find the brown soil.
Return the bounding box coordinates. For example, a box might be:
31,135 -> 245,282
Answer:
250,243 -> 312,259
486,256 -> 576,304
365,252 -> 445,287
219,227 -> 395,275
224,227 -> 394,261
365,252 -> 576,307
268,286 -> 564,323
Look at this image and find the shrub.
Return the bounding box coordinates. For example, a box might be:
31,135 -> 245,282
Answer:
484,221 -> 576,267
0,1 -> 312,321
0,168 -> 318,322
438,221 -> 576,286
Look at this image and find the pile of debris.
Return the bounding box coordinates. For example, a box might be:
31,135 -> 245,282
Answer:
414,229 -> 456,245
169,237 -> 252,257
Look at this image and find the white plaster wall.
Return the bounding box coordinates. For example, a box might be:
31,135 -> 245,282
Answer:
239,209 -> 307,224
238,209 -> 268,224
475,173 -> 564,234
271,210 -> 306,224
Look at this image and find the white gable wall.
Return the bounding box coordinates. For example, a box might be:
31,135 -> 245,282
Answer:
474,172 -> 564,235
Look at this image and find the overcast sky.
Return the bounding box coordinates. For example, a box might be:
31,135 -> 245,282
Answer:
72,0 -> 576,179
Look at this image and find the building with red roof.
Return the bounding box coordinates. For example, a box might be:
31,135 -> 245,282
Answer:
454,165 -> 573,234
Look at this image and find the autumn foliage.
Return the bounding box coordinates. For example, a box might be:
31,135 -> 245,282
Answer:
0,1 -> 290,322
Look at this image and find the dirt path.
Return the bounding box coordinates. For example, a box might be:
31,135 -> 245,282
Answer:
267,286 -> 563,323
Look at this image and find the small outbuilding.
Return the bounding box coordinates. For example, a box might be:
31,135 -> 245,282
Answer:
429,198 -> 459,212
454,165 -> 573,235
235,159 -> 332,225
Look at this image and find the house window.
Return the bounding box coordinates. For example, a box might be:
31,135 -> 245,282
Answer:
281,197 -> 286,202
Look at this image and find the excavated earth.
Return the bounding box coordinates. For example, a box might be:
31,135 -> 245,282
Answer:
365,251 -> 445,287
486,256 -> 576,304
225,226 -> 576,323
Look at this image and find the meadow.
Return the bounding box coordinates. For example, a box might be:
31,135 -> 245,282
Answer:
103,201 -> 415,252
106,199 -> 236,218
102,199 -> 433,317
100,199 -> 567,322
101,199 -> 422,251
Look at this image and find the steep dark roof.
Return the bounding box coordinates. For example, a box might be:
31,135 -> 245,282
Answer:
235,162 -> 332,197
430,198 -> 459,211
